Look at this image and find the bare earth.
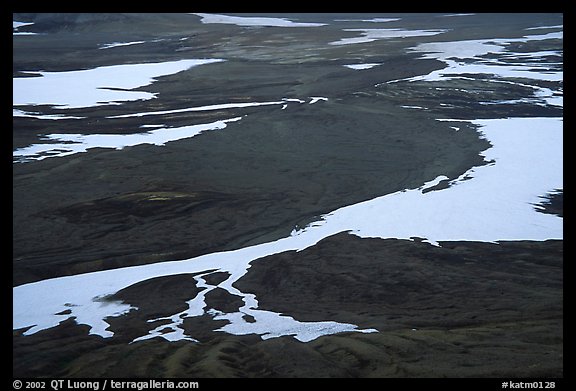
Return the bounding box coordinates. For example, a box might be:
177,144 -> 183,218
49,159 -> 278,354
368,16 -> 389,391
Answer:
13,13 -> 563,378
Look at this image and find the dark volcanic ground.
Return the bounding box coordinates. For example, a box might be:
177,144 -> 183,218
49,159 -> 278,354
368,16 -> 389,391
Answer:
13,13 -> 496,286
14,235 -> 562,377
13,13 -> 563,378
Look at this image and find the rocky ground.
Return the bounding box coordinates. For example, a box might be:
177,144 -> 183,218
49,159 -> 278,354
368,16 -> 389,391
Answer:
13,13 -> 563,378
14,234 -> 562,377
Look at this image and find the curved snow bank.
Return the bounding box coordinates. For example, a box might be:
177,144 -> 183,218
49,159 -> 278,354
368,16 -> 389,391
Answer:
13,59 -> 224,109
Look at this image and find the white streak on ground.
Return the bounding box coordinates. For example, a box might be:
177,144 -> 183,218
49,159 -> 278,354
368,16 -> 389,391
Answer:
13,226 -> 378,341
343,63 -> 381,70
99,41 -> 147,50
13,21 -> 34,29
330,28 -> 447,46
526,25 -> 563,30
396,32 -> 562,85
298,117 -> 562,246
439,14 -> 476,17
12,20 -> 563,344
107,98 -> 302,119
13,59 -> 225,109
12,116 -> 562,341
334,18 -> 401,23
13,109 -> 84,120
309,97 -> 328,104
13,20 -> 37,35
13,117 -> 242,163
192,13 -> 327,27
13,97 -> 319,163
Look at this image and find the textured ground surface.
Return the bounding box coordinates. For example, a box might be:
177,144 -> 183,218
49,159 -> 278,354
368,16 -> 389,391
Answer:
13,13 -> 563,378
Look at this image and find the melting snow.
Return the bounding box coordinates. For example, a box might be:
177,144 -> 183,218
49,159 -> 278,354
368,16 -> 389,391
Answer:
13,59 -> 224,109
